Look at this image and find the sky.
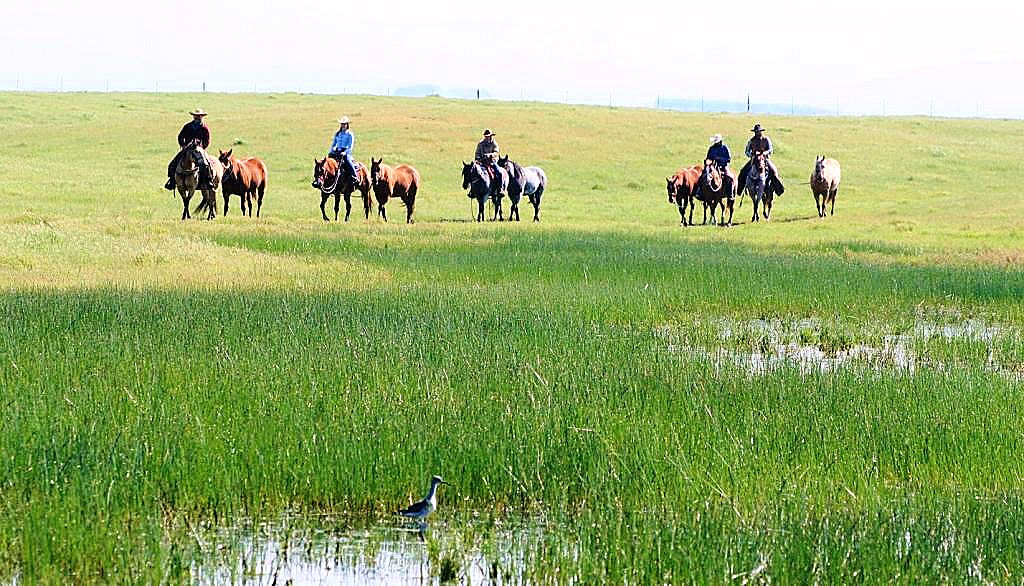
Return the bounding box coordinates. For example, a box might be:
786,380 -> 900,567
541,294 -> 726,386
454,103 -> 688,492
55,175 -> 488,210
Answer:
2,0 -> 1023,117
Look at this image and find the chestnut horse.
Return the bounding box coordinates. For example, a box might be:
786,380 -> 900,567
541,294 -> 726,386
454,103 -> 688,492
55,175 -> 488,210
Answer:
666,165 -> 703,226
369,158 -> 420,223
698,159 -> 736,226
218,149 -> 268,217
177,140 -> 222,220
311,157 -> 372,221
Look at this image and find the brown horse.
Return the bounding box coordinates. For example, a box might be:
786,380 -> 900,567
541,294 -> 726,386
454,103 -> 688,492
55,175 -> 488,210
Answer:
370,158 -> 420,223
698,159 -> 736,226
177,142 -> 222,220
312,157 -> 372,221
218,149 -> 268,218
810,156 -> 841,218
666,165 -> 704,226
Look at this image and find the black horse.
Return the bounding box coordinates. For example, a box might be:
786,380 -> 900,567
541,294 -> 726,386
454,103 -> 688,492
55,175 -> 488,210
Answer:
462,161 -> 509,221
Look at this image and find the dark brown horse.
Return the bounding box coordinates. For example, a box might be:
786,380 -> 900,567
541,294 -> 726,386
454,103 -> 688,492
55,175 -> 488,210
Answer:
311,157 -> 372,221
218,149 -> 268,217
698,159 -> 737,226
370,158 -> 420,223
666,165 -> 704,226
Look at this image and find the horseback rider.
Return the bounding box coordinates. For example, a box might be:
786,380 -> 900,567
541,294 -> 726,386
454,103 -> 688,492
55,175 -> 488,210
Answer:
738,123 -> 785,194
474,129 -> 501,183
328,116 -> 358,183
693,134 -> 735,199
164,108 -> 213,190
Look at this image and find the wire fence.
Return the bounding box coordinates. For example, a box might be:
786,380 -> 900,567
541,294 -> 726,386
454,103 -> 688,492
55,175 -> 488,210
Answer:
0,76 -> 1015,120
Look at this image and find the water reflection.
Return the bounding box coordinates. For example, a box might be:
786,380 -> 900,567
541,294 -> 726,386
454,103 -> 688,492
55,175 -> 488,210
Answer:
191,513 -> 551,585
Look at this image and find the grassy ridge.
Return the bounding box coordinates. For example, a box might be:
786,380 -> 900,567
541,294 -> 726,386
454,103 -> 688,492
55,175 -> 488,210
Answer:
2,93 -> 1024,582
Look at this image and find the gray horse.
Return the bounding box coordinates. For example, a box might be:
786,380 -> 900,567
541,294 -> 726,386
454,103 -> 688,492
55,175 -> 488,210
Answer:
498,155 -> 547,222
740,151 -> 774,222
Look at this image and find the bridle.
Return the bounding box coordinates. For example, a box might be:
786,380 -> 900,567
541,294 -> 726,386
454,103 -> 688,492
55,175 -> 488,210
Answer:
317,161 -> 342,194
703,163 -> 722,191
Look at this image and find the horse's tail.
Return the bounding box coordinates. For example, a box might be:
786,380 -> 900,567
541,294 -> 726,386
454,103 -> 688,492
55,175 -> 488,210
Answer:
193,197 -> 209,215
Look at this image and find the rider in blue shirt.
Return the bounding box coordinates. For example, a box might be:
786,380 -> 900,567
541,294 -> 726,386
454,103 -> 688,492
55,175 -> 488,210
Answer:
329,116 -> 357,181
696,134 -> 736,199
706,134 -> 731,169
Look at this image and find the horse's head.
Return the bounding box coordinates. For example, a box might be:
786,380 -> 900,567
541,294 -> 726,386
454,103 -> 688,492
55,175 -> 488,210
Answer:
312,157 -> 327,188
814,155 -> 825,176
370,157 -> 383,183
666,176 -> 677,203
752,151 -> 767,171
461,161 -> 475,189
218,149 -> 233,172
702,159 -> 722,190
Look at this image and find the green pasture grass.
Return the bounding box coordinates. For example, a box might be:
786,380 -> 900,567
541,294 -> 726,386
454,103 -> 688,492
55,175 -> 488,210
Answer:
1,93 -> 1024,582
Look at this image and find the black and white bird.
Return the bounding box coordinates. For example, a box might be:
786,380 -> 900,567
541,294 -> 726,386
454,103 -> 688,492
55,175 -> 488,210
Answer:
395,475 -> 452,520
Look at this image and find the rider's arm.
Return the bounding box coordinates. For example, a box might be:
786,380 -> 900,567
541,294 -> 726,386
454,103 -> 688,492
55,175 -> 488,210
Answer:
723,145 -> 732,164
177,125 -> 188,147
199,125 -> 210,149
744,139 -> 753,158
764,137 -> 774,155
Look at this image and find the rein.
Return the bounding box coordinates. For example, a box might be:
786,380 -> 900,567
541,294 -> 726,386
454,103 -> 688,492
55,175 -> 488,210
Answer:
319,164 -> 343,194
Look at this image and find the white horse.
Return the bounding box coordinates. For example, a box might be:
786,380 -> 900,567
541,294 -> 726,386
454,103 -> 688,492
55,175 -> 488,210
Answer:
810,156 -> 842,218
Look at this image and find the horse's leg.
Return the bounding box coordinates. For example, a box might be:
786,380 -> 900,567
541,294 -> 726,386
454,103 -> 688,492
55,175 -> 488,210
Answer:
363,188 -> 372,220
320,193 -> 330,221
343,193 -> 352,222
381,203 -> 388,223
727,199 -> 735,227
830,188 -> 837,216
207,191 -> 217,220
533,187 -> 543,222
223,192 -> 230,217
181,192 -> 189,220
334,193 -> 341,221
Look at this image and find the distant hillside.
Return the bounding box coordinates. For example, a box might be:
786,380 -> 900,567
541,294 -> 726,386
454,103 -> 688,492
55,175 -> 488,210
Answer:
658,98 -> 832,116
394,85 -> 491,100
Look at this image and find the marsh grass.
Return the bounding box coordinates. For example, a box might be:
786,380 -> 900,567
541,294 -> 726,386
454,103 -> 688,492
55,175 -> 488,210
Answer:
1,93 -> 1024,582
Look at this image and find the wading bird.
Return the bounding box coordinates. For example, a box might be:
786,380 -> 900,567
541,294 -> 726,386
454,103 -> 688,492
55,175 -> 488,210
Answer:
396,475 -> 452,521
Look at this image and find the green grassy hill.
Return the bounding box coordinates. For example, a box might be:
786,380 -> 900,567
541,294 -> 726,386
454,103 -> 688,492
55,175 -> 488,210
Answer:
1,93 -> 1023,583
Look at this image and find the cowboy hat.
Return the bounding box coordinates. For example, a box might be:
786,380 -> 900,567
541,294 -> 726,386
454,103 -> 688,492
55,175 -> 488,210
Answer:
709,134 -> 723,144
482,129 -> 496,137
337,116 -> 350,124
189,108 -> 207,116
750,124 -> 766,132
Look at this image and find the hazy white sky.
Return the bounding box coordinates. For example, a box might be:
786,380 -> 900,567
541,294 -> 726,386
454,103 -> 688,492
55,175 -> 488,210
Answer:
3,0 -> 1022,116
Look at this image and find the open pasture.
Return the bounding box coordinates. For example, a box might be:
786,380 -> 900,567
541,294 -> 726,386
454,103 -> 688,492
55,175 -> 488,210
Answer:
1,93 -> 1024,583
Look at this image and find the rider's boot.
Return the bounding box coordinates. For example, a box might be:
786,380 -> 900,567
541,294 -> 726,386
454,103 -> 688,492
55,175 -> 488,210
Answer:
164,178 -> 175,191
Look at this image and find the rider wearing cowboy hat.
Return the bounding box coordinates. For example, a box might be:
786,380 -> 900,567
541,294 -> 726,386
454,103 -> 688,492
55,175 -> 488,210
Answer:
164,108 -> 213,190
695,133 -> 736,199
738,123 -> 785,195
329,116 -> 358,182
474,129 -> 501,183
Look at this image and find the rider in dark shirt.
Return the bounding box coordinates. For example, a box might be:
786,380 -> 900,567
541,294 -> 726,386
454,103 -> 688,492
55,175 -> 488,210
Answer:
165,109 -> 213,190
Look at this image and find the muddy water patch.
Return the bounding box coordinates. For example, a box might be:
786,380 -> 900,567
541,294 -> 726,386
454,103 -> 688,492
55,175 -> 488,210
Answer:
656,312 -> 1020,378
189,513 -> 561,585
